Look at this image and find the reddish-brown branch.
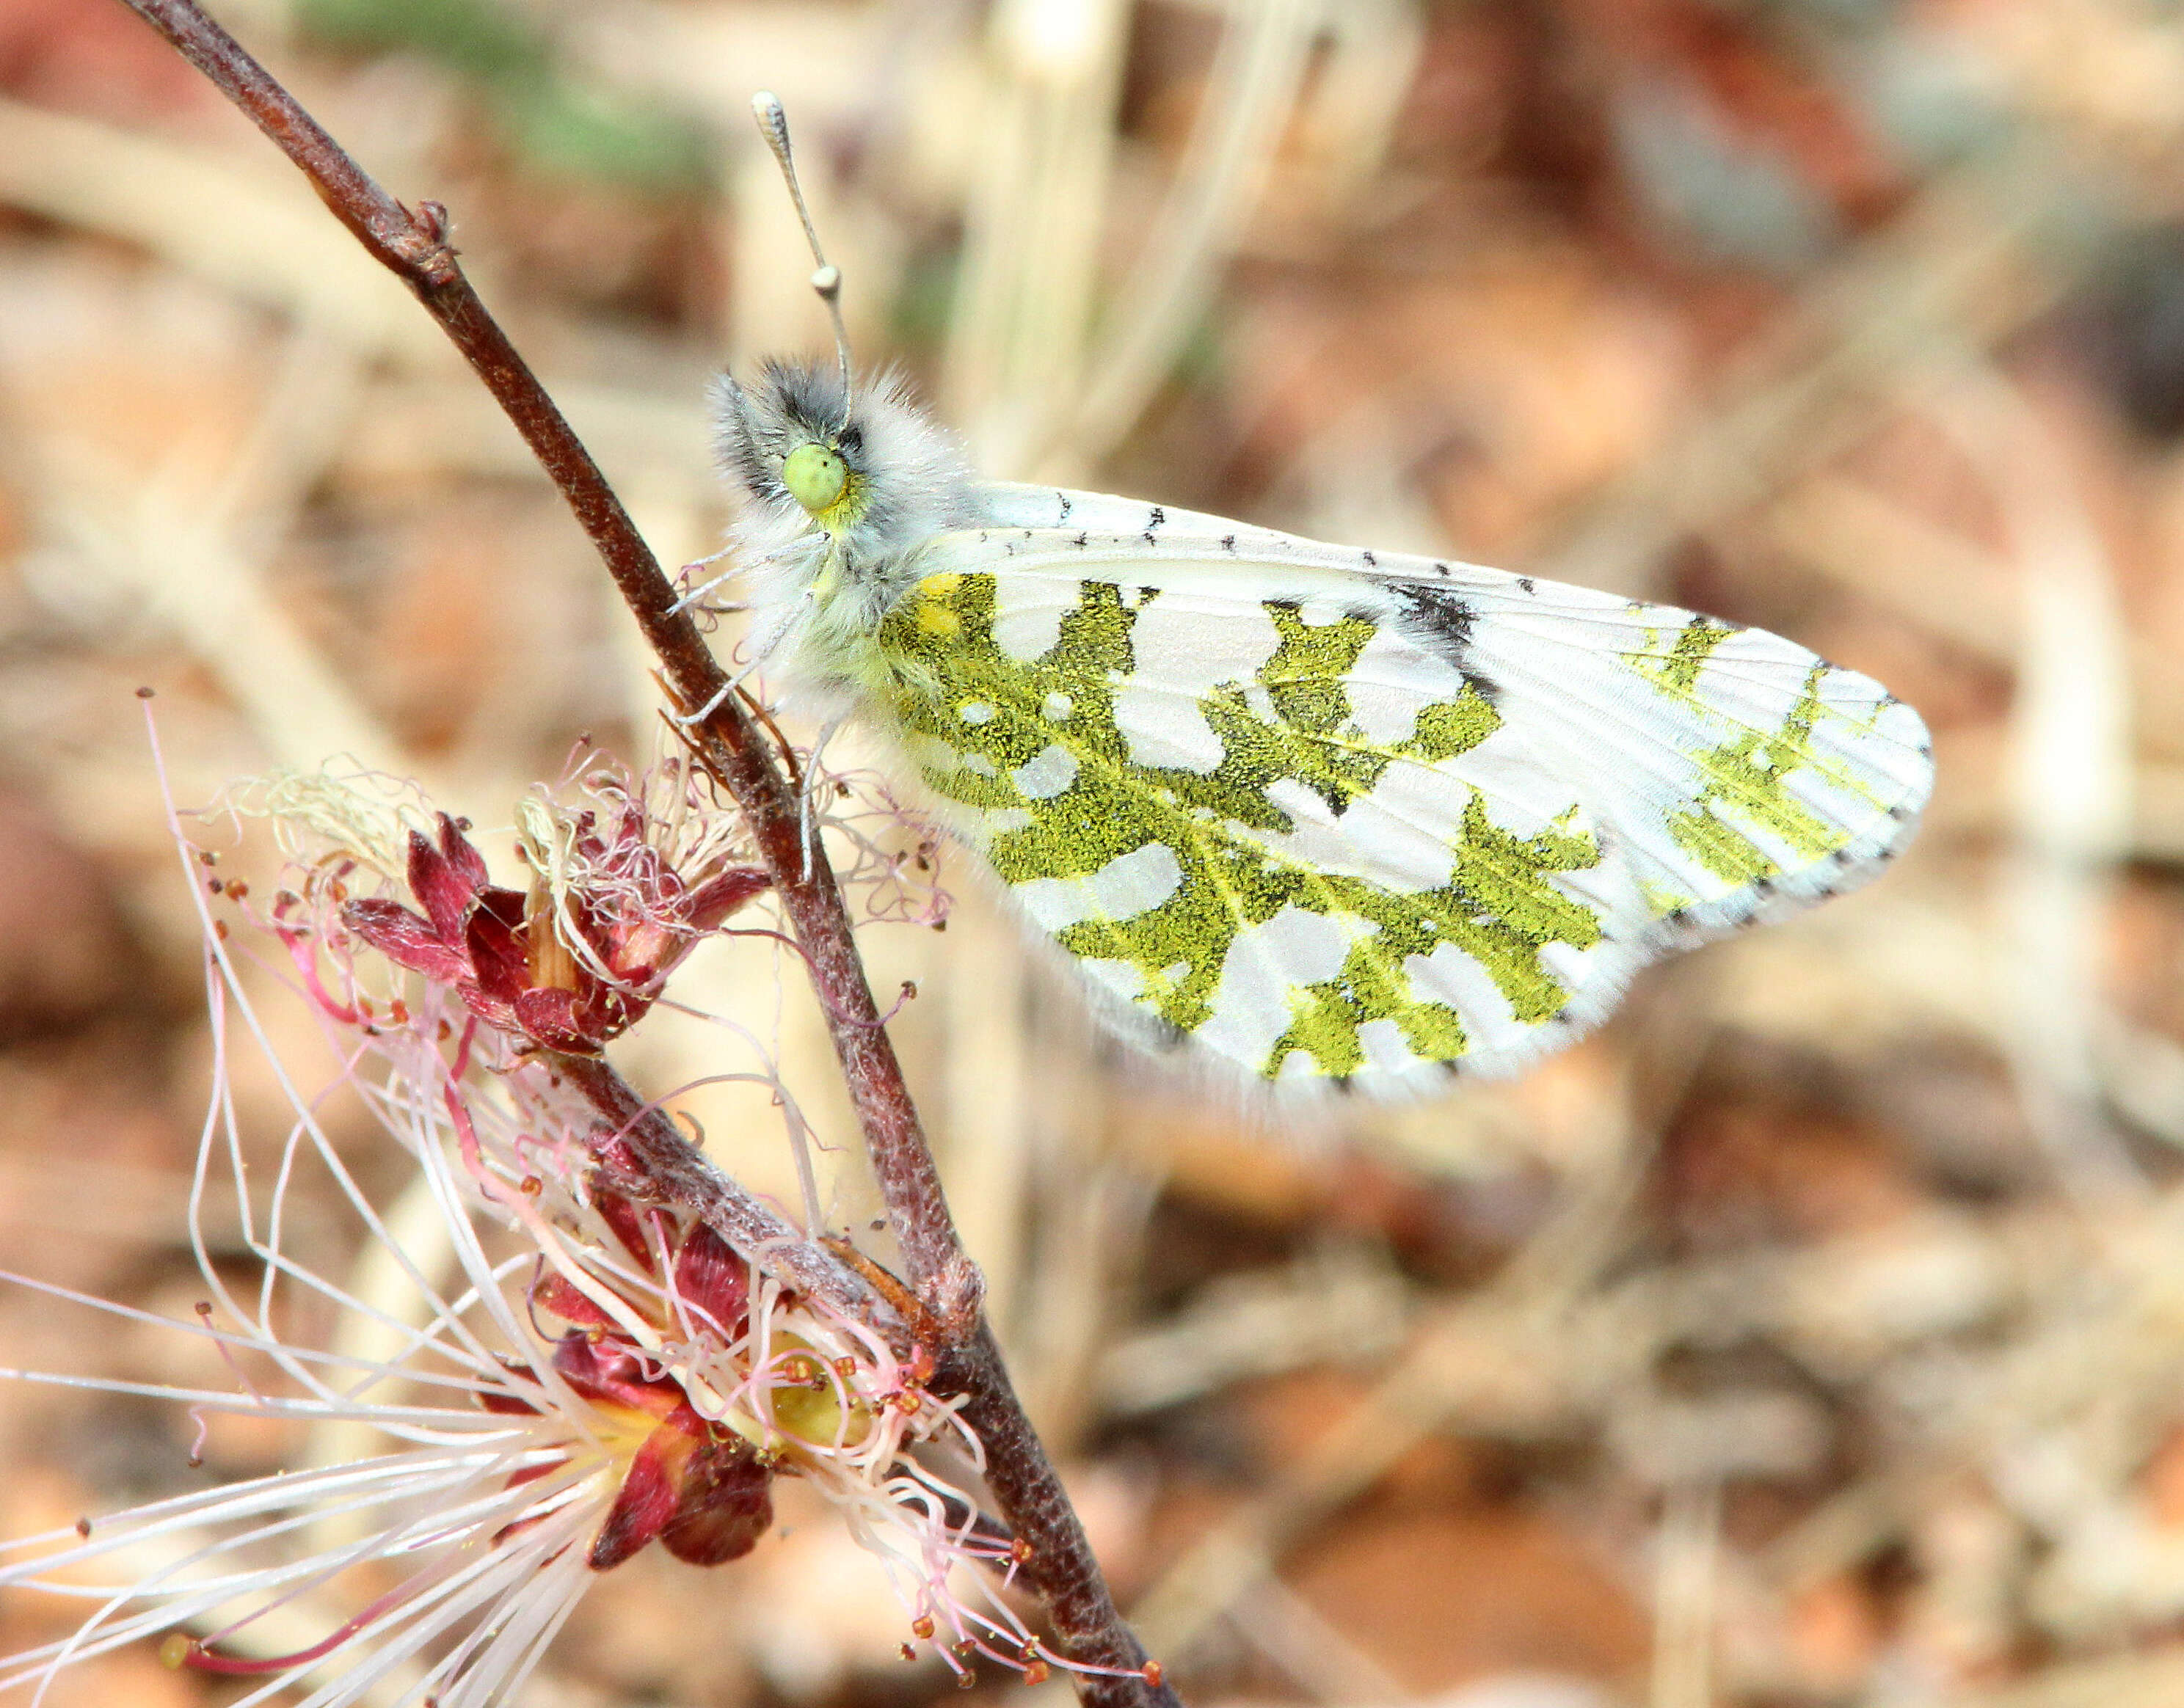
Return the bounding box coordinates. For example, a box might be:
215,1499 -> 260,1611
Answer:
115,0 -> 975,1319
112,4 -> 1174,1702
547,1052 -> 903,1339
555,1053 -> 1166,1700
944,1332 -> 1169,1701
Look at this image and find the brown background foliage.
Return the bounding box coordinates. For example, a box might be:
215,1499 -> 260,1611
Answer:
5,1 -> 2184,1705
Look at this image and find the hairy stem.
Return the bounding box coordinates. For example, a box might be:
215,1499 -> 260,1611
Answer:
945,1332 -> 1171,1703
547,1052 -> 903,1340
114,0 -> 972,1324
113,4 -> 1171,1702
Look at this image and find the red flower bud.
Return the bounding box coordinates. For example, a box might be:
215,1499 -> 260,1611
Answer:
342,813 -> 767,1053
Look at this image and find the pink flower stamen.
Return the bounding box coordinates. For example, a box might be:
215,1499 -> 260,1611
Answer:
164,1551 -> 467,1676
4,745 -> 1115,1701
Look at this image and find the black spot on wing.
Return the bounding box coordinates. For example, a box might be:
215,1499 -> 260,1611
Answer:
1221,534 -> 1237,552
1148,506 -> 1166,531
1056,491 -> 1073,522
1391,583 -> 1498,702
1517,576 -> 1535,594
1394,583 -> 1474,651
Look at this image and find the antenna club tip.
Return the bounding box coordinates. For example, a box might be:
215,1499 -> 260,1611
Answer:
751,91 -> 790,152
811,264 -> 842,297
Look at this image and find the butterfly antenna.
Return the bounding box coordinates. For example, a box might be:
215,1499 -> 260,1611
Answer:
751,91 -> 854,433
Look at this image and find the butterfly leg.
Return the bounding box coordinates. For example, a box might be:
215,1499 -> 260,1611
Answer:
669,549 -> 739,616
669,537 -> 804,617
671,588 -> 815,727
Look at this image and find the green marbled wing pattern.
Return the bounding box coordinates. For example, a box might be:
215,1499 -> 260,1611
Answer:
1446,577 -> 1933,941
859,519 -> 1931,1093
962,489 -> 1934,930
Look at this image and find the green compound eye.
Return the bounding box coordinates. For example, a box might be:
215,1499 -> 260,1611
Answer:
782,441 -> 848,514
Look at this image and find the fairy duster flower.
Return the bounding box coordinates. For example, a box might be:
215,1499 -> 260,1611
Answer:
0,757 -> 1129,1701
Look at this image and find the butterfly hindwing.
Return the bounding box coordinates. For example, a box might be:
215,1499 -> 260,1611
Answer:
863,485 -> 1932,1093
1479,592 -> 1929,940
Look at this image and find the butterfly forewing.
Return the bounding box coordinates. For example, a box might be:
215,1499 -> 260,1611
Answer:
866,486 -> 1931,1093
715,354 -> 1932,1094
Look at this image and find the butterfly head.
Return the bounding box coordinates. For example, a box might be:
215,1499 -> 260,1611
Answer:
712,357 -> 975,616
716,96 -> 973,692
718,357 -> 873,537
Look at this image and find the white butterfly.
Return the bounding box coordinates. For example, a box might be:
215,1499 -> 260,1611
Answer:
707,97 -> 1934,1098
